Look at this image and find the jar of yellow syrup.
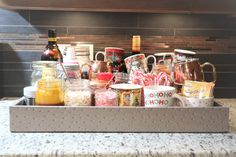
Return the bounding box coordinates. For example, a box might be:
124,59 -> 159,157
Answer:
35,67 -> 64,106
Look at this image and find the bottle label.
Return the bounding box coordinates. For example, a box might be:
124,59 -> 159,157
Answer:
48,37 -> 57,42
132,36 -> 141,53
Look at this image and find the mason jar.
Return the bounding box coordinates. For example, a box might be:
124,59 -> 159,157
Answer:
64,79 -> 91,106
57,63 -> 81,81
35,67 -> 64,106
31,61 -> 58,86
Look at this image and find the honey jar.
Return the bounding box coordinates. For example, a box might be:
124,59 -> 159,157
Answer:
35,67 -> 64,106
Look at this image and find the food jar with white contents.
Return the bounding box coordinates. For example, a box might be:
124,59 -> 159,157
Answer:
64,79 -> 91,106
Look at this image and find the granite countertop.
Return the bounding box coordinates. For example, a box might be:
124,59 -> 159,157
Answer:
0,98 -> 236,157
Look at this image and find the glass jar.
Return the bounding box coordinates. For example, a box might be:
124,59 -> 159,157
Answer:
74,48 -> 92,80
74,48 -> 91,65
31,61 -> 58,86
35,67 -> 64,106
64,79 -> 91,106
57,63 -> 81,80
90,73 -> 113,91
95,89 -> 118,106
114,72 -> 129,84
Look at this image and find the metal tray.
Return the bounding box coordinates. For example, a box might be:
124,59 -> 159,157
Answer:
9,97 -> 229,133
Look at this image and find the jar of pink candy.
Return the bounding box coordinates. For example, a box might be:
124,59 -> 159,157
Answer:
95,89 -> 118,106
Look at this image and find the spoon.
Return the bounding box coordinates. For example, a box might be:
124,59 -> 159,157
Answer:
59,62 -> 72,84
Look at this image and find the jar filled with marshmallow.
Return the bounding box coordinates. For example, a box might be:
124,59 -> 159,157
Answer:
64,79 -> 91,106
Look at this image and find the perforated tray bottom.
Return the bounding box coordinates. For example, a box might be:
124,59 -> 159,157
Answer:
9,97 -> 229,133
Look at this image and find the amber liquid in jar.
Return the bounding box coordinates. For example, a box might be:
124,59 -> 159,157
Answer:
35,67 -> 64,106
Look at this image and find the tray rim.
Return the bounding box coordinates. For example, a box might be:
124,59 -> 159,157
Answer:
11,97 -> 229,110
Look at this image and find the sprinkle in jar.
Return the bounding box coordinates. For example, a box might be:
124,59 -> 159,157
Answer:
95,89 -> 118,106
64,79 -> 91,106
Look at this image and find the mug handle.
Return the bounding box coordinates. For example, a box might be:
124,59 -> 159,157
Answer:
158,59 -> 165,64
172,94 -> 186,107
95,51 -> 105,61
200,62 -> 216,83
146,55 -> 157,72
80,63 -> 92,80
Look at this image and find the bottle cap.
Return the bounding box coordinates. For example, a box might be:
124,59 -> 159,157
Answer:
48,29 -> 56,38
23,86 -> 37,98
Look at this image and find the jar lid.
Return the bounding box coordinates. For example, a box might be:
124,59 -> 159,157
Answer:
23,86 -> 37,98
110,83 -> 142,90
97,72 -> 113,81
63,63 -> 80,70
75,52 -> 90,56
66,79 -> 90,88
174,49 -> 196,55
32,61 -> 58,68
154,52 -> 174,57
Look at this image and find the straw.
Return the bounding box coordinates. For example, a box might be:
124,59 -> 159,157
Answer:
103,73 -> 116,89
59,62 -> 72,84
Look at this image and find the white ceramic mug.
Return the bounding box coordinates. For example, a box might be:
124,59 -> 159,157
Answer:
174,49 -> 196,61
144,86 -> 178,107
181,97 -> 214,107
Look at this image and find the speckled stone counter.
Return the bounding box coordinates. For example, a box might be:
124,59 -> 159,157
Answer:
0,98 -> 236,157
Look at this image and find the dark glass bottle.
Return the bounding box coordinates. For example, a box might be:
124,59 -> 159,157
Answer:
131,35 -> 141,55
41,29 -> 63,62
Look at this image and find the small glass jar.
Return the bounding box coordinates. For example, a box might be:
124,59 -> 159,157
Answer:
114,72 -> 129,84
35,67 -> 64,106
95,89 -> 118,106
31,61 -> 58,86
64,79 -> 91,106
90,72 -> 113,89
57,63 -> 81,80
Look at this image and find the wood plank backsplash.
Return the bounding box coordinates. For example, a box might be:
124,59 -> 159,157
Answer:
0,9 -> 236,98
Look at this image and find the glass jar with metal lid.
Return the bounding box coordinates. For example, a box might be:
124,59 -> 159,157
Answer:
31,61 -> 58,86
35,67 -> 64,106
74,47 -> 92,79
64,79 -> 91,106
57,63 -> 81,80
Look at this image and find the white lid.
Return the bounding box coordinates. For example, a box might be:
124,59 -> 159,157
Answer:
174,49 -> 196,55
105,47 -> 124,51
154,52 -> 174,57
63,63 -> 80,68
23,86 -> 37,98
110,83 -> 142,90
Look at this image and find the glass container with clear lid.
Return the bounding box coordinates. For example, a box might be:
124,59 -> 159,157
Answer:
74,46 -> 92,79
64,79 -> 91,106
31,61 -> 58,86
35,67 -> 64,106
57,63 -> 81,81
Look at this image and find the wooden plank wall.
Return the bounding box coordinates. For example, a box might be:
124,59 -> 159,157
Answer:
0,9 -> 236,98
